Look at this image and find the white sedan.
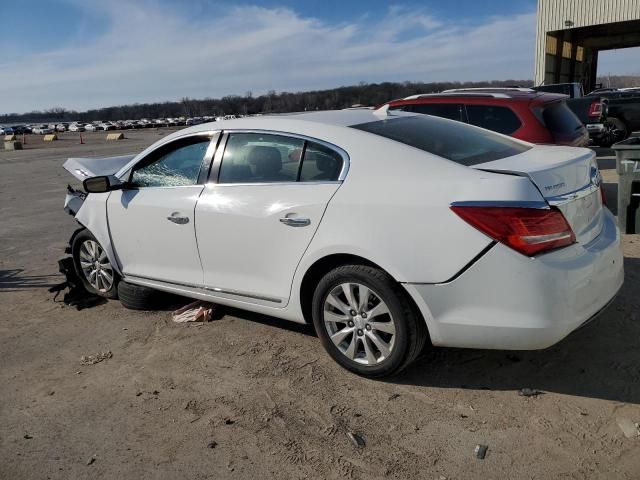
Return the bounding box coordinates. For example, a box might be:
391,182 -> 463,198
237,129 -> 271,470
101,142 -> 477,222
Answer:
62,109 -> 623,377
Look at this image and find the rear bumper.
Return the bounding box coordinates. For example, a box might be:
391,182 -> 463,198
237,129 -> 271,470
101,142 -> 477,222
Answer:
404,209 -> 624,350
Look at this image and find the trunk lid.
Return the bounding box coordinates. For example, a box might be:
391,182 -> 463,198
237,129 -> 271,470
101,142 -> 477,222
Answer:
476,145 -> 604,245
63,154 -> 136,181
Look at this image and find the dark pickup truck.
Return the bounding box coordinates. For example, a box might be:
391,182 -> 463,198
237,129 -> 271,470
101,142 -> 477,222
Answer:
533,83 -> 615,146
586,88 -> 640,144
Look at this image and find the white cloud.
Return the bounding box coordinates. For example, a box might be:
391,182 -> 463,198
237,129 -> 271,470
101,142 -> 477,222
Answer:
0,2 -> 538,113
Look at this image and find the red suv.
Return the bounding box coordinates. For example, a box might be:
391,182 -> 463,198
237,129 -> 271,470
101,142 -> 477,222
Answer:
384,88 -> 589,147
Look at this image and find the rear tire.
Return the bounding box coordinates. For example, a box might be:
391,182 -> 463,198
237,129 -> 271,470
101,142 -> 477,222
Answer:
117,281 -> 167,310
312,264 -> 428,378
603,117 -> 629,145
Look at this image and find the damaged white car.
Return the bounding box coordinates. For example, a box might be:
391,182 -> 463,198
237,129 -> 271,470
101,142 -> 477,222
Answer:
63,109 -> 624,377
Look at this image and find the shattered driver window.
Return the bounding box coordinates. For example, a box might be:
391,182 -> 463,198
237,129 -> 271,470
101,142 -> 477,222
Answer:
131,137 -> 210,187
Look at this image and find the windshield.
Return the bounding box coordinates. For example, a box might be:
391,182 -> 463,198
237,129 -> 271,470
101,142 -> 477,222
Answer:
351,115 -> 530,166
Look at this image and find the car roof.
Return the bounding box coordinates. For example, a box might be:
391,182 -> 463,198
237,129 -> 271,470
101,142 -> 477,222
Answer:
175,109 -> 410,134
385,89 -> 566,106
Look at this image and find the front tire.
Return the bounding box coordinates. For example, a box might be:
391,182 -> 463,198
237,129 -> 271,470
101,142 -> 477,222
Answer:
312,265 -> 427,377
71,230 -> 118,299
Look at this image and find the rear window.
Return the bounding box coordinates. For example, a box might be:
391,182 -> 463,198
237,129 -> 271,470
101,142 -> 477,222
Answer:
465,105 -> 522,135
351,115 -> 530,166
542,102 -> 583,140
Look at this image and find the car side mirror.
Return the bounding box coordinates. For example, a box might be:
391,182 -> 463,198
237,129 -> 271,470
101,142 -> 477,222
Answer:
83,175 -> 124,193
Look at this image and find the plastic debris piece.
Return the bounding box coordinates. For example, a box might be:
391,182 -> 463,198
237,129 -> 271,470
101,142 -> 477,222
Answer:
172,301 -> 216,323
347,432 -> 366,448
475,444 -> 488,459
207,441 -> 218,449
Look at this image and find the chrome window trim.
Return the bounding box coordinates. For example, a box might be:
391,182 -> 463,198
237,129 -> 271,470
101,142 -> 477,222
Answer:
450,200 -> 550,209
123,272 -> 283,304
208,129 -> 350,185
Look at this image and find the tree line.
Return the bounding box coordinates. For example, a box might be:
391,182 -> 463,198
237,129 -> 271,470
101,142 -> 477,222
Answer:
1,75 -> 637,124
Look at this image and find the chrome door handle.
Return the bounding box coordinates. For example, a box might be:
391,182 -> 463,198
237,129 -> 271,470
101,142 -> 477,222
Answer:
167,212 -> 189,224
280,216 -> 311,227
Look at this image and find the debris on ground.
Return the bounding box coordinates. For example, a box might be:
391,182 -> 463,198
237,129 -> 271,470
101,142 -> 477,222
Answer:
23,434 -> 32,440
49,257 -> 106,310
518,388 -> 543,397
388,393 -> 401,401
80,351 -> 112,365
617,417 -> 640,438
347,432 -> 366,448
172,301 -> 216,323
86,456 -> 96,466
207,441 -> 218,449
474,444 -> 488,459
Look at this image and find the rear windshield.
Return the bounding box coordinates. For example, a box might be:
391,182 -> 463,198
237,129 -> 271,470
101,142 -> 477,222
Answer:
542,102 -> 583,141
351,115 -> 530,166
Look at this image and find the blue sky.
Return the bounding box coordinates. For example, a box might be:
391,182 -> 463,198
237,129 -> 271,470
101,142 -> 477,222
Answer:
0,0 -> 637,113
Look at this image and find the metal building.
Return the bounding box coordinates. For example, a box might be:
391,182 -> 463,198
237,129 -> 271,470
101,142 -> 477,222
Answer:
535,0 -> 640,90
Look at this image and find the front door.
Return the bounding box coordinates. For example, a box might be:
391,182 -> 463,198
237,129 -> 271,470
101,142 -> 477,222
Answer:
107,134 -> 215,285
195,132 -> 346,305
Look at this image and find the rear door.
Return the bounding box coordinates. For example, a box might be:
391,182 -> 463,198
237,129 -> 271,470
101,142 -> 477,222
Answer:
194,131 -> 346,306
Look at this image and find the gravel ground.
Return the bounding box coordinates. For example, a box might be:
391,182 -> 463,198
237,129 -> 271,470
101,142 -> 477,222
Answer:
1,131 -> 639,480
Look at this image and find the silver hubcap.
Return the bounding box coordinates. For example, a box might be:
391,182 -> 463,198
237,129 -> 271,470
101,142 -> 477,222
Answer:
79,240 -> 113,292
323,283 -> 396,365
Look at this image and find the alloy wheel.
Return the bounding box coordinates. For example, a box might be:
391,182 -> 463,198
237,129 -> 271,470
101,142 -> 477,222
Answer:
323,282 -> 396,365
78,239 -> 114,292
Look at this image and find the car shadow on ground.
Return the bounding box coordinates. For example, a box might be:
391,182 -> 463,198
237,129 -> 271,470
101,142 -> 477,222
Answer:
0,269 -> 60,291
219,306 -> 317,337
393,256 -> 640,404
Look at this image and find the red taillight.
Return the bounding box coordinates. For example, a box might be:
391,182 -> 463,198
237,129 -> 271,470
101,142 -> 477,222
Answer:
588,101 -> 602,118
451,206 -> 576,256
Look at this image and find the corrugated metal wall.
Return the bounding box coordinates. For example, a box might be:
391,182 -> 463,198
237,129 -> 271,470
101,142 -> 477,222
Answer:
534,0 -> 640,84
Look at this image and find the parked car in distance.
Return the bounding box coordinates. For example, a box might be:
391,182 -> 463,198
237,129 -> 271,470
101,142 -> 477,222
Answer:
384,89 -> 589,147
32,125 -> 54,134
62,110 -> 623,377
69,123 -> 85,132
12,125 -> 31,134
1,126 -> 15,135
56,123 -> 68,132
84,123 -> 98,132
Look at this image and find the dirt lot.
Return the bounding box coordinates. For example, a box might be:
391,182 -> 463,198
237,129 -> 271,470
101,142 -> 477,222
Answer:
1,130 -> 639,480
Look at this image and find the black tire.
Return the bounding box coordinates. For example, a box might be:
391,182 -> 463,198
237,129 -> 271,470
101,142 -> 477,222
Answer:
71,229 -> 118,299
117,281 -> 167,310
605,117 -> 629,145
312,264 -> 428,378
